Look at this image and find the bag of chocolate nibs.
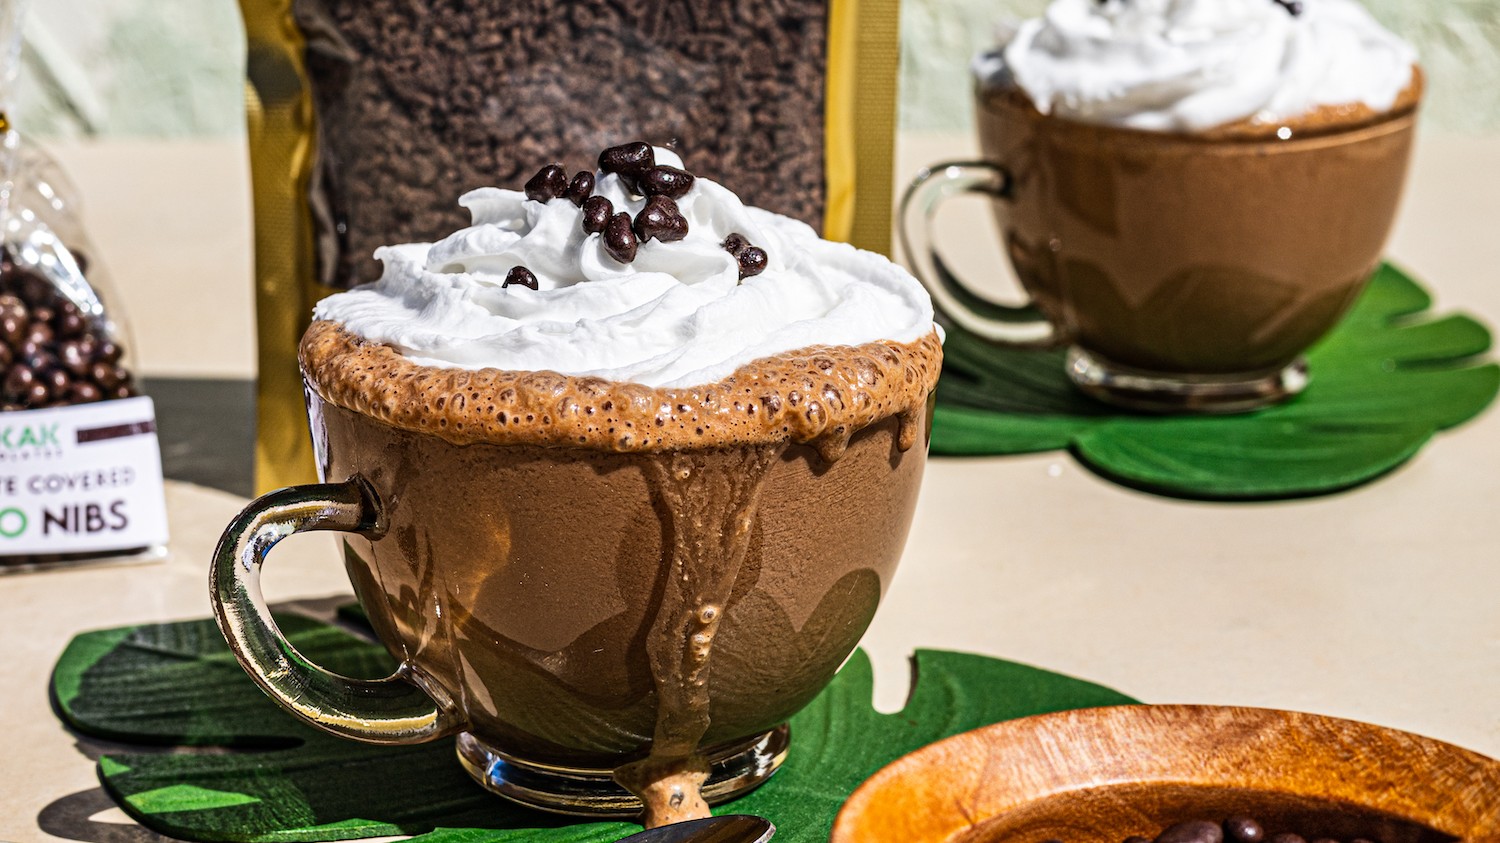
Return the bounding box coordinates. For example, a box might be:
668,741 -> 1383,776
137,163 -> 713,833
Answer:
0,1 -> 169,572
240,0 -> 903,490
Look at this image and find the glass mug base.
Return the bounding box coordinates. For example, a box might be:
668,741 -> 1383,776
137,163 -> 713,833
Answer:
1067,347 -> 1310,414
454,725 -> 791,818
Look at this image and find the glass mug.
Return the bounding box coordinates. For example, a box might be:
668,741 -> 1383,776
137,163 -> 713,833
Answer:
210,325 -> 936,822
901,82 -> 1421,412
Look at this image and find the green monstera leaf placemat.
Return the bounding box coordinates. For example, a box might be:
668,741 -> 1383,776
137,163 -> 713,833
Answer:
52,612 -> 1137,843
932,263 -> 1500,499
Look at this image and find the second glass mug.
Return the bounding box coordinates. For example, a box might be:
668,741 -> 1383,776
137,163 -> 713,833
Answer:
901,82 -> 1420,413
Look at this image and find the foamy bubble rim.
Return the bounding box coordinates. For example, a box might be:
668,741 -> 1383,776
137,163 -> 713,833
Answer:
312,147 -> 938,389
301,322 -> 942,453
976,0 -> 1418,133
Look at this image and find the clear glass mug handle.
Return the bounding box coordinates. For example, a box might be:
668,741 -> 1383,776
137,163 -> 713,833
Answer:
210,478 -> 465,744
898,160 -> 1057,345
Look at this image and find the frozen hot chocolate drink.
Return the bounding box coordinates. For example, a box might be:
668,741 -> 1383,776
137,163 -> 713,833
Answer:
213,144 -> 941,828
905,0 -> 1421,412
987,0 -> 1418,137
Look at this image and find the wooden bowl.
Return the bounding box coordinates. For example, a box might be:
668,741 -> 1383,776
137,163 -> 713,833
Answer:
830,705 -> 1500,843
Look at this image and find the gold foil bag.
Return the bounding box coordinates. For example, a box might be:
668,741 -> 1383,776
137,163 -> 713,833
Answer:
240,0 -> 903,491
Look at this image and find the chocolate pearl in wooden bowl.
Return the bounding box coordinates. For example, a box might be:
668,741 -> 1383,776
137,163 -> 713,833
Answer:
1156,820 -> 1224,843
1223,818 -> 1264,843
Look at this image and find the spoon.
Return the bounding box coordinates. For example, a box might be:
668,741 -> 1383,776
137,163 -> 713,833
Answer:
616,815 -> 775,843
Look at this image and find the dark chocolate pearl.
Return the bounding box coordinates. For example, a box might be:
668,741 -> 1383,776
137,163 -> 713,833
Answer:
42,367 -> 70,400
722,233 -> 751,256
25,321 -> 53,346
24,347 -> 55,369
1267,834 -> 1307,843
503,266 -> 539,290
0,293 -> 24,321
598,141 -> 655,185
70,381 -> 102,403
633,195 -> 688,243
113,383 -> 136,400
97,339 -> 123,364
24,380 -> 50,407
1,313 -> 24,346
1223,818 -> 1264,843
58,340 -> 89,377
4,364 -> 35,400
17,274 -> 50,307
31,306 -> 54,325
736,246 -> 768,280
581,195 -> 613,235
16,339 -> 43,362
56,309 -> 87,340
91,360 -> 122,390
603,212 -> 638,263
565,171 -> 594,206
1156,820 -> 1224,843
638,165 -> 695,199
524,163 -> 568,202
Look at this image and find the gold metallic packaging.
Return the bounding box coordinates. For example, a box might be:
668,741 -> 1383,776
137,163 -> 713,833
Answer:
239,0 -> 904,491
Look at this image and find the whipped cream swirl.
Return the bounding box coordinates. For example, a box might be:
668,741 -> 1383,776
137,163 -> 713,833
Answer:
977,0 -> 1417,133
313,149 -> 935,388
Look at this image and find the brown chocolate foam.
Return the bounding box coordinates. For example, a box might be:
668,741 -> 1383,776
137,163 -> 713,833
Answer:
986,65 -> 1423,141
300,319 -> 943,455
1203,66 -> 1424,140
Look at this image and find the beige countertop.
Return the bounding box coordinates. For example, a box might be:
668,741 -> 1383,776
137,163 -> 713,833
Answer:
1,132 -> 1497,839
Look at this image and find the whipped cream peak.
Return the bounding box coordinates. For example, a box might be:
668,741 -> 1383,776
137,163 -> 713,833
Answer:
313,146 -> 936,389
977,0 -> 1417,133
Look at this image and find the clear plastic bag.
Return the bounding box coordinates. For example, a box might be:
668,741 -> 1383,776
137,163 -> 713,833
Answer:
0,141 -> 141,410
0,0 -> 166,571
0,0 -> 138,411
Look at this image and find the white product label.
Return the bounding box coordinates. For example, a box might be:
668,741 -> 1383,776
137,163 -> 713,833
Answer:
0,397 -> 169,555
